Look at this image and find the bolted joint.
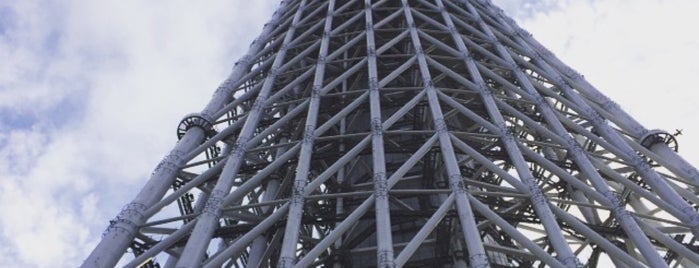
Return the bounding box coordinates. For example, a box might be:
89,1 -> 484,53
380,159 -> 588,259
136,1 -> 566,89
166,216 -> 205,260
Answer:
291,183 -> 306,204
373,172 -> 388,198
448,174 -> 467,193
600,98 -> 619,113
563,136 -> 583,155
303,125 -> 315,144
527,182 -> 548,206
152,149 -> 184,176
478,83 -> 490,95
562,66 -> 580,79
434,118 -> 448,133
369,77 -> 379,90
278,257 -> 295,268
583,106 -> 606,125
447,25 -> 456,33
371,117 -> 383,136
461,51 -> 472,61
317,55 -> 327,65
311,85 -> 322,98
377,250 -> 395,267
367,47 -> 377,57
530,51 -> 544,62
177,113 -> 216,140
509,62 -> 520,72
104,202 -> 147,237
496,122 -> 510,137
202,189 -> 226,217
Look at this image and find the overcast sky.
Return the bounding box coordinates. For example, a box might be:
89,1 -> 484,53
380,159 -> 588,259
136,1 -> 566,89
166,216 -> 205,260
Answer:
1,0 -> 698,266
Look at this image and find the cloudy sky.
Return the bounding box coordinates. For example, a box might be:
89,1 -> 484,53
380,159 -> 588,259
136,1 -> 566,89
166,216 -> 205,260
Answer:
1,0 -> 698,266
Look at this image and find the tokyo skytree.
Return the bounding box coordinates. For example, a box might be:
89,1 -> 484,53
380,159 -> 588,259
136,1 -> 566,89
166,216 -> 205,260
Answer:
83,0 -> 699,267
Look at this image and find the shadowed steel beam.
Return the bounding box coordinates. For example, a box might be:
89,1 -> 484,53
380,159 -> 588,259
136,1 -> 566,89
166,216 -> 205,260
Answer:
295,134 -> 440,268
394,193 -> 455,266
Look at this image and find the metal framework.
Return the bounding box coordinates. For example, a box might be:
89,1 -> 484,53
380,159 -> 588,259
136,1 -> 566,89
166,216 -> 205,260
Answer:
83,0 -> 699,267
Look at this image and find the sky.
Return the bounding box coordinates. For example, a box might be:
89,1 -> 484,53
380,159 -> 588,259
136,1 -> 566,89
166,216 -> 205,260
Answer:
1,0 -> 698,266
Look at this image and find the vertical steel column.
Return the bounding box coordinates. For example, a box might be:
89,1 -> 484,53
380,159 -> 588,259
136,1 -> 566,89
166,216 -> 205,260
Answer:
175,1 -> 309,266
433,0 -> 580,266
81,2 -> 293,267
458,1 -> 669,266
277,1 -> 336,266
401,1 -> 489,266
363,0 -> 396,266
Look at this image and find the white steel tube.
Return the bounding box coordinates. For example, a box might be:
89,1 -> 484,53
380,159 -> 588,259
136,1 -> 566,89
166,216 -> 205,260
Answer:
277,1 -> 336,266
364,1 -> 396,266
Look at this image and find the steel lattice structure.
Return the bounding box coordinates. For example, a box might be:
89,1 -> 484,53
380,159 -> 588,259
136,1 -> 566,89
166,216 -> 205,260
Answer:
83,0 -> 699,267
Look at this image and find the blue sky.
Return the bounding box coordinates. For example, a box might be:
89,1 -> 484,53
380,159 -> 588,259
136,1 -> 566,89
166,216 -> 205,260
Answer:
1,0 -> 699,266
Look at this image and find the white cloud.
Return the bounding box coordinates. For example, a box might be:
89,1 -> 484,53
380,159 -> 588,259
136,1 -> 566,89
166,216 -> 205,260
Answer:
500,0 -> 699,163
1,0 -> 698,266
0,0 -> 277,266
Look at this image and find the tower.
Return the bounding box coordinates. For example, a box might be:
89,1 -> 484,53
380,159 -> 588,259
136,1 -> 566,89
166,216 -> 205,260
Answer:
82,0 -> 699,267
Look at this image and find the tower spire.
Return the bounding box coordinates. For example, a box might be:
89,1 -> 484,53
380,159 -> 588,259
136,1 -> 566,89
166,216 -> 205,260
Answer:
83,0 -> 699,267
